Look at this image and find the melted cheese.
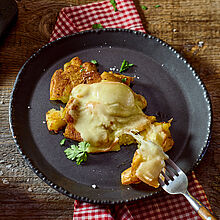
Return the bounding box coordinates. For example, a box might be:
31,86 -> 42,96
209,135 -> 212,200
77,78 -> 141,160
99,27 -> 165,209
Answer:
129,132 -> 168,187
69,81 -> 149,152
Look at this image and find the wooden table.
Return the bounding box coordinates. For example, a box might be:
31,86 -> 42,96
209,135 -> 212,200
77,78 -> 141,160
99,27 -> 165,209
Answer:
0,0 -> 219,219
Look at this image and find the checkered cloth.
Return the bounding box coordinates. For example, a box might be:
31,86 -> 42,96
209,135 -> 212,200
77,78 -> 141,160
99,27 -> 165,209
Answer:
50,0 -> 213,219
73,172 -> 212,219
50,0 -> 145,42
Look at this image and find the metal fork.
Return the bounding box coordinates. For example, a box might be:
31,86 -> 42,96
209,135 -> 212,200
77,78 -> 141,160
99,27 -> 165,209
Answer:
159,158 -> 217,220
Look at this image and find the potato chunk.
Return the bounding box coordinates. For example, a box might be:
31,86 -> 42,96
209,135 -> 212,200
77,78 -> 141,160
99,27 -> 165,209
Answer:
46,108 -> 66,133
101,71 -> 134,86
50,57 -> 101,103
121,152 -> 142,185
140,120 -> 174,152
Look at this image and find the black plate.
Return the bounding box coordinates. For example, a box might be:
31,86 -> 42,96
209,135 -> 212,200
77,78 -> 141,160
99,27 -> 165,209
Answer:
9,29 -> 212,204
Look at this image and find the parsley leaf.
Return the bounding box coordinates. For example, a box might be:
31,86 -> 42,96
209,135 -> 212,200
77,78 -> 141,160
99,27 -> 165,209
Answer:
141,5 -> 148,10
60,138 -> 66,146
92,23 -> 103,29
64,141 -> 90,165
119,60 -> 134,72
155,5 -> 161,8
110,0 -> 118,12
78,141 -> 90,152
91,59 -> 98,65
121,78 -> 127,83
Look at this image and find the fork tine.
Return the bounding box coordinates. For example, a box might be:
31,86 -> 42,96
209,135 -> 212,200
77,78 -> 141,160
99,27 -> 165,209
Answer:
161,170 -> 171,182
165,165 -> 176,179
166,158 -> 181,173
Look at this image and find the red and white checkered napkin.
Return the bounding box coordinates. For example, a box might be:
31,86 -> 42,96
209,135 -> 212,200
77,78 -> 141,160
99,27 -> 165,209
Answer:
50,0 -> 213,219
50,0 -> 145,42
73,172 -> 212,220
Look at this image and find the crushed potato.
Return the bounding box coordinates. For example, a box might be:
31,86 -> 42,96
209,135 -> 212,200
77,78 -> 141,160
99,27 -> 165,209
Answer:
46,107 -> 66,133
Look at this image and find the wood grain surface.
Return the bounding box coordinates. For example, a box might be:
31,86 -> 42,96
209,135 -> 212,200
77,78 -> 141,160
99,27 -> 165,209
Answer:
0,0 -> 219,219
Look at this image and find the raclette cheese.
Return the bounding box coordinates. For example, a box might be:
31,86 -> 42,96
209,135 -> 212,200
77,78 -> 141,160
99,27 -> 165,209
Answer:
64,81 -> 150,152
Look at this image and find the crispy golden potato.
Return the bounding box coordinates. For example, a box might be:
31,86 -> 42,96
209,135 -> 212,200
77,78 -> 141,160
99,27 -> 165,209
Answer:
50,57 -> 102,103
64,123 -> 83,142
121,152 -> 142,185
50,69 -> 73,103
121,167 -> 141,185
64,56 -> 82,71
140,120 -> 174,152
46,107 -> 66,133
101,71 -> 134,86
63,97 -> 83,141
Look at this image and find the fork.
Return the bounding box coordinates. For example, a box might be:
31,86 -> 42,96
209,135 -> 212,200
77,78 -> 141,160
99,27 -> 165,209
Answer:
159,158 -> 217,220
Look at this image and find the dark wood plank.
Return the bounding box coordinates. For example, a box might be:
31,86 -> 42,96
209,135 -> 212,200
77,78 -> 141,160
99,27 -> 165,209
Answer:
0,0 -> 219,219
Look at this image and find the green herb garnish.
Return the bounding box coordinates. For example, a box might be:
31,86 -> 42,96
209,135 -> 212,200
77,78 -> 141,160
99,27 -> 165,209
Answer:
119,60 -> 134,72
80,65 -> 83,67
121,78 -> 127,83
110,0 -> 118,12
141,5 -> 148,10
60,138 -> 66,146
80,68 -> 85,72
91,59 -> 98,65
92,23 -> 103,29
64,141 -> 90,165
155,5 -> 161,8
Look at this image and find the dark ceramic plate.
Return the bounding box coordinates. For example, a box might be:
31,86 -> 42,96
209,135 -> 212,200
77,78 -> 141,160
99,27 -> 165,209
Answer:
9,29 -> 212,204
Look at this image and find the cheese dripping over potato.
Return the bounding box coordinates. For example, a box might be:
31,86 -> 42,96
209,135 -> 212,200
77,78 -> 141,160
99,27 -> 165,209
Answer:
122,132 -> 168,187
66,81 -> 150,152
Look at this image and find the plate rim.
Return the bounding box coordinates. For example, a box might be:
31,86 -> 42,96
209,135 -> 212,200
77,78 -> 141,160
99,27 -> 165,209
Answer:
9,28 -> 212,204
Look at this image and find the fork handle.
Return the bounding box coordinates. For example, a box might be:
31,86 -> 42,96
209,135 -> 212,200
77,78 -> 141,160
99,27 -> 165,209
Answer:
183,191 -> 217,220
